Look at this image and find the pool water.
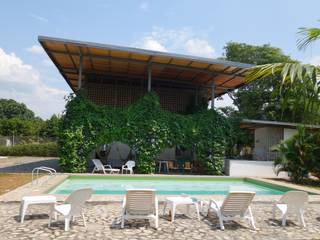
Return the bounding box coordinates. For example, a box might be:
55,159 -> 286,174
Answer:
49,176 -> 293,195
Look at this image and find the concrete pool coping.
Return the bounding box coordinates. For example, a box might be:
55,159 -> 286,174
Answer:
1,173 -> 320,203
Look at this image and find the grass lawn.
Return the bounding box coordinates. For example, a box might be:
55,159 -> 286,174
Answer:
0,173 -> 33,195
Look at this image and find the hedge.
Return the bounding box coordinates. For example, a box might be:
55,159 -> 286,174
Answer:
0,142 -> 58,157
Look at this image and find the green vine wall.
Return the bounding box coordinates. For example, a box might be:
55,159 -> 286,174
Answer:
58,92 -> 230,174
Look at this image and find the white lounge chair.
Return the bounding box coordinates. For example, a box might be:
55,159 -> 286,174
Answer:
92,159 -> 120,174
272,191 -> 308,227
207,191 -> 256,230
121,189 -> 159,229
121,160 -> 135,174
49,188 -> 92,231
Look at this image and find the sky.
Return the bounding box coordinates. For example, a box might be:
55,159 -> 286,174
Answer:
1,0 -> 320,119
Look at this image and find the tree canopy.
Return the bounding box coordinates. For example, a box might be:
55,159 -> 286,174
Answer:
0,99 -> 35,120
0,99 -> 61,139
223,42 -> 301,122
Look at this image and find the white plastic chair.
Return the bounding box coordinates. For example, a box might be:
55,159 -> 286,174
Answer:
272,191 -> 308,227
92,159 -> 120,174
49,188 -> 92,231
207,191 -> 256,230
121,189 -> 158,229
121,160 -> 135,174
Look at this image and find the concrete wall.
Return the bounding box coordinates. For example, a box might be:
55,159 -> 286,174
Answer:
225,159 -> 288,178
253,127 -> 283,161
283,128 -> 297,140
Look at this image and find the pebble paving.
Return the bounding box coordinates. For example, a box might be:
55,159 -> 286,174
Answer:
0,202 -> 319,240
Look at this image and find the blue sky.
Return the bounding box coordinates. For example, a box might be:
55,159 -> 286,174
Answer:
1,0 -> 320,118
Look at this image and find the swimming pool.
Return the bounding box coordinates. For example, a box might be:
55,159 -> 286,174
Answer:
49,176 -> 296,195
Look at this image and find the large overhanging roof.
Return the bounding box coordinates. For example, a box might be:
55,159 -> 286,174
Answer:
38,36 -> 253,96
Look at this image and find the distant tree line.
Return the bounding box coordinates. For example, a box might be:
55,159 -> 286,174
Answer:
0,99 -> 61,141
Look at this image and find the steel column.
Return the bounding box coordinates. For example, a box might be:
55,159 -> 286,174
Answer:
147,63 -> 152,92
78,54 -> 83,90
211,83 -> 215,109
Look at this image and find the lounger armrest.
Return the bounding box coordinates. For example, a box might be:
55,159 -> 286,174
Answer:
209,200 -> 220,210
104,165 -> 112,169
122,197 -> 126,209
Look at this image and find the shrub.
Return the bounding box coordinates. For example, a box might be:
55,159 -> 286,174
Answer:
273,126 -> 320,183
0,142 -> 58,157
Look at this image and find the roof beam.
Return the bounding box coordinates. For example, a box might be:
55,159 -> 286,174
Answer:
45,49 -> 247,78
63,67 -> 236,92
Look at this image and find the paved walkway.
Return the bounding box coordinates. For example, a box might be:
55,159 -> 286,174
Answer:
0,202 -> 319,240
0,157 -> 59,172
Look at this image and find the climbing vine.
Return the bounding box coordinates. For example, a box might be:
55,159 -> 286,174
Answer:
58,92 -> 230,174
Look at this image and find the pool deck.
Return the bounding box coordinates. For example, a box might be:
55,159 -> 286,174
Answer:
1,174 -> 320,239
1,174 -> 320,203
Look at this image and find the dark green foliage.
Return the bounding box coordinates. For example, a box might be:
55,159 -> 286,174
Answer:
58,92 -> 230,174
39,115 -> 61,139
0,142 -> 57,157
273,126 -> 320,183
223,42 -> 296,121
0,99 -> 35,120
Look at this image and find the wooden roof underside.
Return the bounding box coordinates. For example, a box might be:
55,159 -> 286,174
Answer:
38,36 -> 253,97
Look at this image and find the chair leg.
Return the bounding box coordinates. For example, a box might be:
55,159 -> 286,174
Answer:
247,207 -> 256,230
171,203 -> 176,222
121,216 -> 125,228
217,212 -> 225,230
272,206 -> 276,219
82,213 -> 87,227
299,209 -> 306,228
186,204 -> 190,216
48,206 -> 55,227
195,203 -> 200,221
20,202 -> 28,223
281,214 -> 287,227
65,217 -> 70,231
163,201 -> 167,216
155,216 -> 159,229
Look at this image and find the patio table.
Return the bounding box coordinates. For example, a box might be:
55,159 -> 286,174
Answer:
163,196 -> 200,222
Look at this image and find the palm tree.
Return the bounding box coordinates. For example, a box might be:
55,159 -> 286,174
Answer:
246,24 -> 320,123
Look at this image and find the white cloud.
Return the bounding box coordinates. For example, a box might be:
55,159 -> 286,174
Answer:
0,48 -> 67,119
141,36 -> 167,52
140,2 -> 149,11
26,44 -> 44,55
28,13 -> 48,23
185,38 -> 215,58
136,27 -> 215,58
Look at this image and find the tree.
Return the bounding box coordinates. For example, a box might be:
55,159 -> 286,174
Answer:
246,22 -> 320,124
223,42 -> 296,121
0,99 -> 35,120
40,114 -> 61,139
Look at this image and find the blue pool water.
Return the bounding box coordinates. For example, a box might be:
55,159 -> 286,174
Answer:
49,176 -> 293,195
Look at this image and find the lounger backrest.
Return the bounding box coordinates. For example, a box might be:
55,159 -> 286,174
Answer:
65,188 -> 93,216
126,160 -> 135,168
221,191 -> 255,217
125,189 -> 155,215
279,191 -> 308,212
92,159 -> 104,171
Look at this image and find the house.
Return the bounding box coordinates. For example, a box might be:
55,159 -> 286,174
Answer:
224,119 -> 320,177
39,36 -> 252,166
